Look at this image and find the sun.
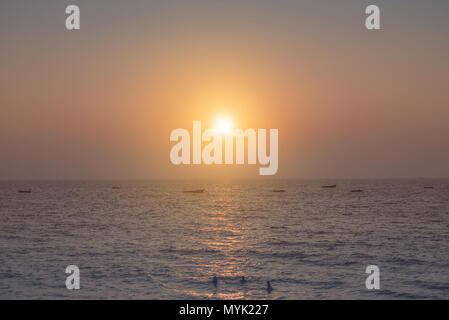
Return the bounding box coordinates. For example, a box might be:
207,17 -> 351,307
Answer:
216,116 -> 233,134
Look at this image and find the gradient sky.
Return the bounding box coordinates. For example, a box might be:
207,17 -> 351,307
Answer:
1,0 -> 448,179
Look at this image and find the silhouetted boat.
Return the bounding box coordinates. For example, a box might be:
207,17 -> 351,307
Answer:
271,189 -> 286,193
111,186 -> 121,190
351,189 -> 364,193
424,186 -> 434,189
18,190 -> 32,193
184,189 -> 205,193
321,185 -> 337,188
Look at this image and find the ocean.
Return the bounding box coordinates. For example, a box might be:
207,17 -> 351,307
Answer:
0,180 -> 448,299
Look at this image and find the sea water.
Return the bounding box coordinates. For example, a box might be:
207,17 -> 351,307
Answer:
0,180 -> 448,299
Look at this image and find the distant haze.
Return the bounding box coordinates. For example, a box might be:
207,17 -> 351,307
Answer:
1,0 -> 448,179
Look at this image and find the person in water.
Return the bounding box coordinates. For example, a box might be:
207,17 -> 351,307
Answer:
266,281 -> 273,292
240,276 -> 247,284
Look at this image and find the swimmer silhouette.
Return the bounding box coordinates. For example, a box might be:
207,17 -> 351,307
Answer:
266,281 -> 273,292
240,276 -> 247,284
212,276 -> 218,286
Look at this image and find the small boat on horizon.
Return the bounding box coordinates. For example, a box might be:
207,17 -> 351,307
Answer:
351,189 -> 364,193
111,186 -> 121,190
321,185 -> 337,188
424,186 -> 434,189
17,190 -> 32,194
271,189 -> 286,193
184,189 -> 205,194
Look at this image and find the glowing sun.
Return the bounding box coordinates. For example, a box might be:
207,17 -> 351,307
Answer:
216,116 -> 233,134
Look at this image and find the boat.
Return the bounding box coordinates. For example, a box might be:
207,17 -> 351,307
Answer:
424,186 -> 434,189
18,190 -> 32,193
321,185 -> 337,188
183,189 -> 205,193
271,189 -> 286,193
351,189 -> 364,193
111,186 -> 121,190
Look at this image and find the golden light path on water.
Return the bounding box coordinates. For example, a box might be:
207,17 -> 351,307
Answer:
176,187 -> 261,299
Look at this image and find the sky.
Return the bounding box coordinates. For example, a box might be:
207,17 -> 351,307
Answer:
1,0 -> 448,180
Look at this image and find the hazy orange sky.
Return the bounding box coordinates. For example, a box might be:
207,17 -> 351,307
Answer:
1,0 -> 448,179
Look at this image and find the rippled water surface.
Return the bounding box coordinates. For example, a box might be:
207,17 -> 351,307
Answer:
1,180 -> 449,299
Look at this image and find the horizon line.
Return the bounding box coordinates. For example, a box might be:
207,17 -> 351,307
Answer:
1,177 -> 449,182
